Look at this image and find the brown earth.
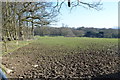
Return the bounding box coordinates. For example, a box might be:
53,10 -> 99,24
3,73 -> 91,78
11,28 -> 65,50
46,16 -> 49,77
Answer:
2,42 -> 120,79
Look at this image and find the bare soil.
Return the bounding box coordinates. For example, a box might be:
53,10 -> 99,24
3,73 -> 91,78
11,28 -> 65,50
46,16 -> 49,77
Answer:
2,42 -> 120,79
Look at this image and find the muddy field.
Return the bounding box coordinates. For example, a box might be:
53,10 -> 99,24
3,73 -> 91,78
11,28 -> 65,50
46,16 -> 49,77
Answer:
2,37 -> 120,79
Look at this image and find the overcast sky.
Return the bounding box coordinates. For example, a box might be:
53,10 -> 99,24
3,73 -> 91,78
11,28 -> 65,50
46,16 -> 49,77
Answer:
51,0 -> 118,28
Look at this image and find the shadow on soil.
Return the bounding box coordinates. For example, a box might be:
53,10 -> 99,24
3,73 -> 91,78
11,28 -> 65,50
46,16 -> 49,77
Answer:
91,72 -> 120,80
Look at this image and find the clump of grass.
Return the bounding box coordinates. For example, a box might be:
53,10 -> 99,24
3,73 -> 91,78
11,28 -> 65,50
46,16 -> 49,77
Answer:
1,40 -> 34,56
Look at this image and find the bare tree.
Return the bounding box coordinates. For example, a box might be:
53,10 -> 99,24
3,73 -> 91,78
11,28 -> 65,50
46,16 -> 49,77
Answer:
53,0 -> 102,12
2,2 -> 58,41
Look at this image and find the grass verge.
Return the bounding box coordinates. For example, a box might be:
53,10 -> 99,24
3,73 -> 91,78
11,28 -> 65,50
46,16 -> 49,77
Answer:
1,40 -> 35,57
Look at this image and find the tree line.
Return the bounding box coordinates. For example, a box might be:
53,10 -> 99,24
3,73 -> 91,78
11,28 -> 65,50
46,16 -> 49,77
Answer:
34,26 -> 119,38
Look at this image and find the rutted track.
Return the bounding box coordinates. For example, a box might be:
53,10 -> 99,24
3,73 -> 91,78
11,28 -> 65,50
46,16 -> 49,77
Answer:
2,39 -> 120,79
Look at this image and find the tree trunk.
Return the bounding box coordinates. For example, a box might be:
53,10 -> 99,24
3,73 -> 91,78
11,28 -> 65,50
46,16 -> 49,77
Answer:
19,26 -> 24,40
3,37 -> 7,52
18,15 -> 24,40
31,21 -> 34,39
